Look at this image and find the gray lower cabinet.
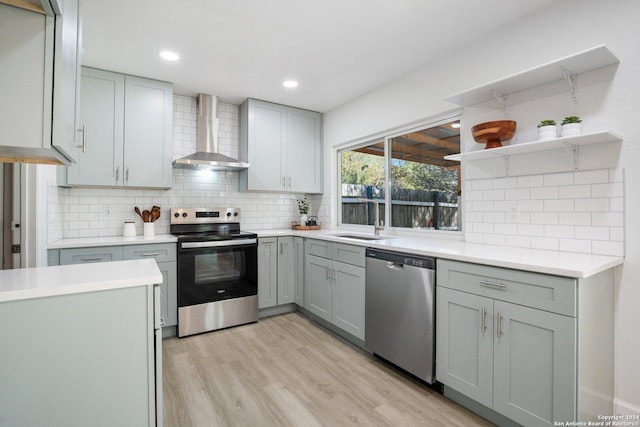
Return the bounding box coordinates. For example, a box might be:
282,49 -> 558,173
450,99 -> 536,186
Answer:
0,285 -> 158,427
294,237 -> 305,306
436,259 -> 614,426
50,243 -> 177,329
258,237 -> 297,309
304,239 -> 365,340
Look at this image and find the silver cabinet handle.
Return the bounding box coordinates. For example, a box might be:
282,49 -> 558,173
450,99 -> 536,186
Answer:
479,280 -> 507,290
481,307 -> 487,335
497,312 -> 503,339
115,166 -> 120,182
280,242 -> 283,255
282,176 -> 286,188
125,167 -> 129,182
141,252 -> 161,257
76,125 -> 87,152
288,176 -> 292,190
160,317 -> 166,327
326,267 -> 331,281
81,257 -> 104,261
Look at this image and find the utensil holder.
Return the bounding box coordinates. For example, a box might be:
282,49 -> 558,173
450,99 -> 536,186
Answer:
143,222 -> 155,237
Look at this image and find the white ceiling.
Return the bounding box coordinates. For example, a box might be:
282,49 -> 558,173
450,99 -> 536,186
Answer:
80,0 -> 559,112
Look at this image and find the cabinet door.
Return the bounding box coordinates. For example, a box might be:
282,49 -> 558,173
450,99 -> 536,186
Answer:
258,237 -> 278,309
436,287 -> 494,408
277,237 -> 295,305
333,261 -> 365,340
294,237 -> 305,306
286,108 -> 322,193
493,301 -> 576,426
51,0 -> 80,162
243,99 -> 286,191
123,75 -> 173,188
0,6 -> 50,151
304,254 -> 332,322
157,261 -> 178,327
68,67 -> 124,186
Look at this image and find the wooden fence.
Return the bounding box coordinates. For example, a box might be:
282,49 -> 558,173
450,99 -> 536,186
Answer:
341,184 -> 459,230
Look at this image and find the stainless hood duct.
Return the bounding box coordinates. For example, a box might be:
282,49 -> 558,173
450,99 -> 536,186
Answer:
173,94 -> 249,170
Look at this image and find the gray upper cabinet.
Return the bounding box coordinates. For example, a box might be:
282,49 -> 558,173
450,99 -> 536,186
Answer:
239,98 -> 322,194
59,67 -> 173,188
0,0 -> 81,165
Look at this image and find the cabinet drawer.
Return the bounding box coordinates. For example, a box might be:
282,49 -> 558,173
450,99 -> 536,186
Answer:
305,239 -> 332,259
123,243 -> 176,263
437,259 -> 576,317
59,247 -> 124,265
332,243 -> 365,267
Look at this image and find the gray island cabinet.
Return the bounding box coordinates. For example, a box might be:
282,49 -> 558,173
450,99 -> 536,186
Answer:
436,259 -> 614,427
0,259 -> 163,427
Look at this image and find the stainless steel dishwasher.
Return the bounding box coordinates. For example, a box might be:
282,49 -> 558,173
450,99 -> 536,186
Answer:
365,248 -> 436,384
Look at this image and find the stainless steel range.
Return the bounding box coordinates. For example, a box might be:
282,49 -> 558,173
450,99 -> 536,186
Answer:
171,208 -> 258,337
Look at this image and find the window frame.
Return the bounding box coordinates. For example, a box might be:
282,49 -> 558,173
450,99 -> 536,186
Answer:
336,112 -> 463,237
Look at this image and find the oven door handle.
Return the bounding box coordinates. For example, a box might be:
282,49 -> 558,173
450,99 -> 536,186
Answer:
180,238 -> 257,249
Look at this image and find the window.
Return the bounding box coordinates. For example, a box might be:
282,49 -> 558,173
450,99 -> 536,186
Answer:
339,117 -> 461,231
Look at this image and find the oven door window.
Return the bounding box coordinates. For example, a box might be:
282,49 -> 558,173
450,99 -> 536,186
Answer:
178,246 -> 257,307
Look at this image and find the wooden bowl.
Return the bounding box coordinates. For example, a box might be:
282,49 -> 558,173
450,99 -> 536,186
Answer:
471,120 -> 517,149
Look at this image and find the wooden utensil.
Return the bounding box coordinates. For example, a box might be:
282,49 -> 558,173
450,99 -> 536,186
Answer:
151,206 -> 160,222
142,210 -> 151,222
135,206 -> 143,221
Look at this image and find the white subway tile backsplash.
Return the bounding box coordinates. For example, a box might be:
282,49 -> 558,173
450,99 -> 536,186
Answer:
543,199 -> 574,212
482,189 -> 505,201
592,182 -> 623,198
559,212 -> 590,226
558,185 -> 591,199
472,179 -> 494,190
519,200 -> 544,212
592,241 -> 624,257
493,177 -> 517,189
574,198 -> 609,212
530,212 -> 559,225
494,223 -> 518,235
505,188 -> 530,200
592,212 -> 624,227
483,234 -> 506,246
574,169 -> 609,184
517,224 -> 544,236
517,175 -> 543,188
610,227 -> 624,241
610,198 -> 624,212
545,225 -> 574,239
575,226 -> 609,241
505,235 -> 531,248
530,186 -> 558,200
530,237 -> 559,251
543,172 -> 573,186
559,239 -> 592,253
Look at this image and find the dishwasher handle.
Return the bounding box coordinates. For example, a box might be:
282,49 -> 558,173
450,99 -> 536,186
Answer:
366,248 -> 435,269
386,261 -> 404,271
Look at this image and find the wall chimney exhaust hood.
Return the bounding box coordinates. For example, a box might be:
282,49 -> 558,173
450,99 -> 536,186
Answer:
173,94 -> 249,171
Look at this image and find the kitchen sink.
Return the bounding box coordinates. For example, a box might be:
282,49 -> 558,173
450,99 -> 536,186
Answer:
333,234 -> 388,241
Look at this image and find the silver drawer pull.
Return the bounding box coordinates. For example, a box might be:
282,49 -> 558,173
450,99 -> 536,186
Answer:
481,307 -> 487,335
497,312 -> 504,339
141,252 -> 161,257
81,257 -> 104,261
479,280 -> 507,290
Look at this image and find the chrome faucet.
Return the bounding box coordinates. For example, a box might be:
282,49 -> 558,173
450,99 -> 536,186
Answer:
356,198 -> 384,236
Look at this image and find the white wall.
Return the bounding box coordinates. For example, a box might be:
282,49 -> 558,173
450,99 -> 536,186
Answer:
323,0 -> 639,414
45,96 -> 309,242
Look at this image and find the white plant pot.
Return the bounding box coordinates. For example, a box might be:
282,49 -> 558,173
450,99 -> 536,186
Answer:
561,122 -> 582,137
538,125 -> 557,140
300,214 -> 308,226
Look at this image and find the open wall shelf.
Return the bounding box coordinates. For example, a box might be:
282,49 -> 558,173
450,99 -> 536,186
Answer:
444,130 -> 622,162
444,45 -> 619,107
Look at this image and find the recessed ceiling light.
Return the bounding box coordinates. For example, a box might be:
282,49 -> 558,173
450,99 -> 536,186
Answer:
159,50 -> 180,61
451,122 -> 461,129
283,80 -> 299,88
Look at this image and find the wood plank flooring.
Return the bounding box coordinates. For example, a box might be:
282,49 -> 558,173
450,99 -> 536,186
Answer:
163,312 -> 493,427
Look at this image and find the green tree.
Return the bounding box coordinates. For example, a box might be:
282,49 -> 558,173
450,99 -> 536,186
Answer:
341,151 -> 385,186
392,161 -> 457,193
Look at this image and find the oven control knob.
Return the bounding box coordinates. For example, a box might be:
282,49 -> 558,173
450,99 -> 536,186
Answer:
233,212 -> 238,217
226,212 -> 232,217
174,212 -> 179,218
182,212 -> 188,218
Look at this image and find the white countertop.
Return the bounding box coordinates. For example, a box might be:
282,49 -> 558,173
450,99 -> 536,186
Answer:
0,259 -> 163,303
48,234 -> 178,249
47,230 -> 624,279
253,229 -> 623,278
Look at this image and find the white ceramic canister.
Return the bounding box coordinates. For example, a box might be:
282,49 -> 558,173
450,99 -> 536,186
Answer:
123,221 -> 136,237
561,122 -> 582,137
537,125 -> 557,140
143,222 -> 155,237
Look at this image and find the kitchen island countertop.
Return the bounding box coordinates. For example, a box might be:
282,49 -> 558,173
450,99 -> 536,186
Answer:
0,259 -> 163,303
253,229 -> 623,278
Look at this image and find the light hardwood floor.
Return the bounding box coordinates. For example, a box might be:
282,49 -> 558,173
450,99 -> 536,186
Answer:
163,312 -> 493,427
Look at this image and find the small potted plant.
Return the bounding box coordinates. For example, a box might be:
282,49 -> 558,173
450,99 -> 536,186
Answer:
561,116 -> 582,137
296,195 -> 310,226
537,119 -> 557,140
